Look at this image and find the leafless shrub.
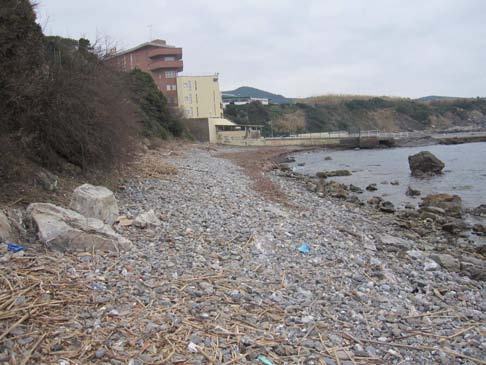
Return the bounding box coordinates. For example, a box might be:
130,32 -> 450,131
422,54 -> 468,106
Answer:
273,110 -> 306,134
1,1 -> 138,175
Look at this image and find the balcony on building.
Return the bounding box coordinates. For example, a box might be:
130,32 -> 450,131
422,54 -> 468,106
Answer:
148,59 -> 183,72
148,47 -> 183,60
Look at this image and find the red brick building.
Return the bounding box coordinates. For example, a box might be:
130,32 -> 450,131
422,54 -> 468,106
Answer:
105,39 -> 183,105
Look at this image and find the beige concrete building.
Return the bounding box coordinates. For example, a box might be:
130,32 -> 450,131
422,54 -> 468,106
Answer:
176,74 -> 224,119
176,74 -> 264,144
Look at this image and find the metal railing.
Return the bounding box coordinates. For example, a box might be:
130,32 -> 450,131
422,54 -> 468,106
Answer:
263,129 -> 486,141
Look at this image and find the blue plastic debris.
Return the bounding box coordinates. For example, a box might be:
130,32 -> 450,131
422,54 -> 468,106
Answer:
257,356 -> 275,365
7,243 -> 24,252
298,243 -> 310,254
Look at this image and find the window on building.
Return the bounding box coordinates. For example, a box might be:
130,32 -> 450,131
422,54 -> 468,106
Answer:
185,94 -> 193,104
171,84 -> 177,91
166,85 -> 171,91
186,107 -> 193,117
165,71 -> 177,78
184,80 -> 192,90
164,56 -> 175,61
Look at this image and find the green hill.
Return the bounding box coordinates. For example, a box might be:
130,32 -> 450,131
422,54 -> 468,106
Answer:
222,86 -> 293,104
416,95 -> 462,102
224,94 -> 486,137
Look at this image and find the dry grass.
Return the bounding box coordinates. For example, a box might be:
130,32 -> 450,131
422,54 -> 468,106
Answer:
297,94 -> 406,105
0,139 -> 190,208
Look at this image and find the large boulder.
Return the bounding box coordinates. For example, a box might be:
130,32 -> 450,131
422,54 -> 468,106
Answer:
0,210 -> 13,242
69,184 -> 119,225
28,203 -> 131,252
420,193 -> 463,218
408,151 -> 445,176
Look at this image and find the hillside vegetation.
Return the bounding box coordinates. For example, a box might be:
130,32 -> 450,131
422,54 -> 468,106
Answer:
222,86 -> 294,104
0,0 -> 183,189
224,94 -> 486,136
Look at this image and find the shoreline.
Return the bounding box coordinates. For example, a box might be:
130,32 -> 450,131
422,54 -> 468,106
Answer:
281,141 -> 486,210
1,145 -> 485,364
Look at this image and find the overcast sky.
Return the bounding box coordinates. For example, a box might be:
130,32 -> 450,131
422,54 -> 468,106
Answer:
36,0 -> 485,98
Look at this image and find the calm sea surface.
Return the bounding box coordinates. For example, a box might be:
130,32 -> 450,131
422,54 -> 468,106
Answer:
290,142 -> 486,208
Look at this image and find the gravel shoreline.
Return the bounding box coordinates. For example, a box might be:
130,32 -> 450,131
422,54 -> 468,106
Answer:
1,146 -> 485,364
118,147 -> 485,364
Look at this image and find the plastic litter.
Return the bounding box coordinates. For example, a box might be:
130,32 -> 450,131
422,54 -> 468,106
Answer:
91,283 -> 106,291
258,355 -> 275,365
7,243 -> 24,252
298,243 -> 310,254
187,342 -> 198,353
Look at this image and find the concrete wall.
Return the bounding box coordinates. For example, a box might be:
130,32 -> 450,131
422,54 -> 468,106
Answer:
216,134 -> 344,147
177,75 -> 224,119
214,135 -> 384,148
208,118 -> 236,143
182,119 -> 210,142
182,117 -> 236,143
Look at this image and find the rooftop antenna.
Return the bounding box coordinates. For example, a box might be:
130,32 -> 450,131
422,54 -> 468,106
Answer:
147,24 -> 153,41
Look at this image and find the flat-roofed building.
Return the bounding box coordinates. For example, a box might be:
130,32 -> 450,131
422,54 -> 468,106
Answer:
222,93 -> 269,107
176,74 -> 224,119
105,39 -> 183,105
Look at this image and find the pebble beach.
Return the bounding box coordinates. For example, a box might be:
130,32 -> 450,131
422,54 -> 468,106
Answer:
1,146 -> 485,364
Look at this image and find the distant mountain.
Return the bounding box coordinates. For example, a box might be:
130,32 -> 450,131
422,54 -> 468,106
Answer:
222,86 -> 293,104
416,95 -> 460,101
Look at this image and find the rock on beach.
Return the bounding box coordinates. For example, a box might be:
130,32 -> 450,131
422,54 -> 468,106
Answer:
2,146 -> 485,364
70,183 -> 119,225
408,151 -> 445,176
0,210 -> 13,242
28,203 -> 130,252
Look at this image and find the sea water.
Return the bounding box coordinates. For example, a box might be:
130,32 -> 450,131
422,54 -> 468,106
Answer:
290,142 -> 486,208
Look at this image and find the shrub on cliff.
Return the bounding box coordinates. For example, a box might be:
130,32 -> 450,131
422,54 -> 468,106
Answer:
125,69 -> 184,139
0,1 -> 139,172
0,0 -> 45,132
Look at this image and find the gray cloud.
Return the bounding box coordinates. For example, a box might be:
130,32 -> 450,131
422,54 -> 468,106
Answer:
37,0 -> 486,98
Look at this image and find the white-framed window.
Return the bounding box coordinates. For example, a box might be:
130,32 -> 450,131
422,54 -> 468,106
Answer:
185,94 -> 193,104
165,71 -> 177,78
166,85 -> 171,91
184,81 -> 192,90
171,84 -> 177,91
186,107 -> 193,117
164,56 -> 175,61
